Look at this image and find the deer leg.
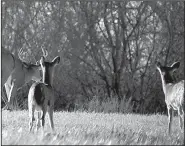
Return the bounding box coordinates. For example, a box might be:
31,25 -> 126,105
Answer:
178,107 -> 184,131
3,83 -> 13,110
8,79 -> 15,102
2,86 -> 10,110
36,111 -> 41,131
167,107 -> 173,135
29,105 -> 35,132
41,108 -> 46,132
48,106 -> 54,131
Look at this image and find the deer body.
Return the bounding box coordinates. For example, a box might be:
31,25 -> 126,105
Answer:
2,49 -> 17,85
28,55 -> 60,132
156,61 -> 184,134
7,63 -> 41,101
29,83 -> 54,110
2,48 -> 41,106
164,80 -> 184,110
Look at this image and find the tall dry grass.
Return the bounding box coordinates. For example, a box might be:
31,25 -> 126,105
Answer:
2,110 -> 184,145
88,96 -> 133,113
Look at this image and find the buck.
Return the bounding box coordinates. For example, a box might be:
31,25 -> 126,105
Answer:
156,61 -> 184,134
28,51 -> 60,132
2,48 -> 42,109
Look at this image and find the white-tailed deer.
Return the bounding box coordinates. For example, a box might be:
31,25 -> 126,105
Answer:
2,48 -> 42,109
28,49 -> 60,132
156,61 -> 184,134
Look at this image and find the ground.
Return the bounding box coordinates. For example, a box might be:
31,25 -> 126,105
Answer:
1,110 -> 184,145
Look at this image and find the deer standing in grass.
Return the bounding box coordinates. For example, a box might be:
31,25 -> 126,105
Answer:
28,49 -> 60,132
156,61 -> 184,134
2,48 -> 42,109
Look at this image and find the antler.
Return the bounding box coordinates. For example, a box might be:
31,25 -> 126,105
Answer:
18,48 -> 37,64
35,45 -> 48,65
18,48 -> 27,62
41,46 -> 48,58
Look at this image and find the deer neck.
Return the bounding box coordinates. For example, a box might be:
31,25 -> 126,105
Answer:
42,67 -> 52,86
160,73 -> 175,98
160,74 -> 167,96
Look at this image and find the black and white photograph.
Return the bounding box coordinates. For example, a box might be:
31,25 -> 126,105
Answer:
1,1 -> 184,145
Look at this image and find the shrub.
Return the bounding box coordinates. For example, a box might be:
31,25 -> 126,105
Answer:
87,95 -> 134,114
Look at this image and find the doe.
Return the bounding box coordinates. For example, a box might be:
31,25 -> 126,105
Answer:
28,52 -> 60,132
156,61 -> 184,134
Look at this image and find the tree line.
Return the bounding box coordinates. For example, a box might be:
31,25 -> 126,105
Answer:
1,1 -> 184,114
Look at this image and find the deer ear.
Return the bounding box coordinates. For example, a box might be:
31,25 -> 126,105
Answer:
171,61 -> 180,71
52,56 -> 60,65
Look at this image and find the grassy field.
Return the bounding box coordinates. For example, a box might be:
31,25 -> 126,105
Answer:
1,110 -> 184,145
